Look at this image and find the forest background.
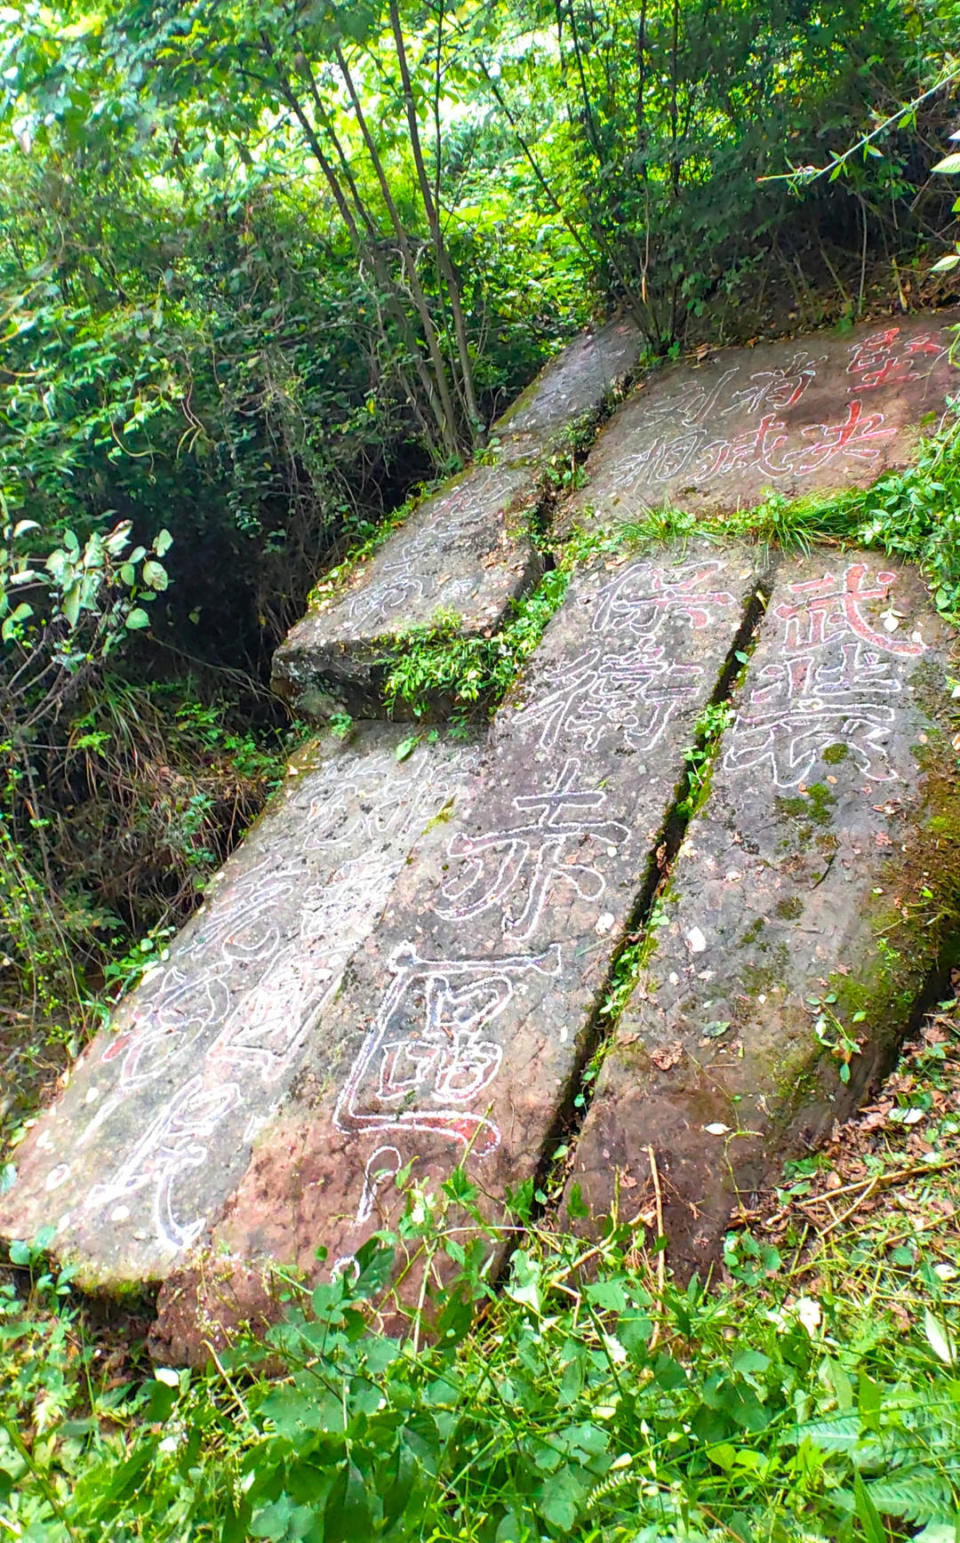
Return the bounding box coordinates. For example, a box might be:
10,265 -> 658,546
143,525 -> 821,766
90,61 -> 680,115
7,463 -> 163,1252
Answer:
1,0 -> 959,1159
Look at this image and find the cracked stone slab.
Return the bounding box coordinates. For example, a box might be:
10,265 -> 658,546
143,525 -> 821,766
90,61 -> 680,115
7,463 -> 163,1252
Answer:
0,725 -> 482,1287
566,553 -> 958,1272
272,459 -> 543,720
151,545 -> 767,1358
563,310 -> 960,531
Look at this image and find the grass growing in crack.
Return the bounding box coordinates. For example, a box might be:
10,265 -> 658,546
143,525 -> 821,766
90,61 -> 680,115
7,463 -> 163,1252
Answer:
565,403 -> 960,620
382,568 -> 571,720
4,999 -> 960,1541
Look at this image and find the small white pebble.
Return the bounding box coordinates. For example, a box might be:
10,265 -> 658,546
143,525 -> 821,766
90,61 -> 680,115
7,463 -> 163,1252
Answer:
686,926 -> 707,953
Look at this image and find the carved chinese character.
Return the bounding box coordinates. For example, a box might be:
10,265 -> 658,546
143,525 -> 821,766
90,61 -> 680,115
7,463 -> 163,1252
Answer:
335,943 -> 563,1154
436,758 -> 628,940
791,401 -> 895,475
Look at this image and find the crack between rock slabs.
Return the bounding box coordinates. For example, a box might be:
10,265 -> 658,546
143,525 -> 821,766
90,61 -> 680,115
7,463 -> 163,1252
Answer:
521,552 -> 781,1237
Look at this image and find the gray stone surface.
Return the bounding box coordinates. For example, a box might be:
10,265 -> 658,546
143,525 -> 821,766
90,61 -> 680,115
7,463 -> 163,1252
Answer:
0,726 -> 482,1285
566,553 -> 958,1270
167,546 -> 764,1323
564,311 -> 960,530
494,315 -> 642,453
272,460 -> 543,720
271,316 -> 642,722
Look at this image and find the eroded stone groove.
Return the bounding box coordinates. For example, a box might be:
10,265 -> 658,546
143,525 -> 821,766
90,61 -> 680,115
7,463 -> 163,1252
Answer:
0,727 -> 482,1286
149,545 -> 765,1353
565,554 -> 959,1271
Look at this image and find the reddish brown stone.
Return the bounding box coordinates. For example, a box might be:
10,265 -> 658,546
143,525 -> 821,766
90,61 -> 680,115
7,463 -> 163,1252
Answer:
565,553 -> 958,1272
563,311 -> 960,530
0,726 -> 482,1288
151,546 -> 766,1358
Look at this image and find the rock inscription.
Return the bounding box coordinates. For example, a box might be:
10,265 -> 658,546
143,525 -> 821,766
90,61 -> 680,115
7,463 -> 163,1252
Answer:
566,553 -> 956,1269
564,312 -> 958,528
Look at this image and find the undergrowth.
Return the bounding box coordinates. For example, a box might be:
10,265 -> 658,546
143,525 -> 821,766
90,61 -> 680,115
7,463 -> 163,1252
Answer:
0,676 -> 293,1152
3,1000 -> 960,1541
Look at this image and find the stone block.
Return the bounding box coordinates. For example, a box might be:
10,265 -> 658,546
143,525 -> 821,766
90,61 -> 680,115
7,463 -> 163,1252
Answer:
270,317 -> 643,723
494,315 -> 643,454
156,545 -> 766,1352
0,726 -> 482,1287
271,460 -> 543,720
566,554 -> 959,1272
564,311 -> 960,530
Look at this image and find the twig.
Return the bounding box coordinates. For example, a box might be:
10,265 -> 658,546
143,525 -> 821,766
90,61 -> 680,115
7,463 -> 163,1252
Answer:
757,67 -> 960,187
815,1176 -> 879,1240
647,1144 -> 666,1352
796,1155 -> 960,1209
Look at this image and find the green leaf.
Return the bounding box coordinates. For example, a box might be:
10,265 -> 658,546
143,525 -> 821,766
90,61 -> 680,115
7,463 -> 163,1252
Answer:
125,607 -> 151,630
924,1310 -> 956,1366
154,527 -> 173,557
1,603 -> 32,641
932,153 -> 960,174
930,253 -> 960,273
394,734 -> 420,761
62,582 -> 81,628
854,1472 -> 886,1543
324,1462 -> 372,1543
142,559 -> 168,591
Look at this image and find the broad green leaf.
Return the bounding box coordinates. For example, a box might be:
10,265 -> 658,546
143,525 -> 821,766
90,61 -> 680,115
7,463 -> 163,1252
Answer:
125,607 -> 151,629
142,559 -> 168,590
924,1310 -> 956,1366
62,581 -> 81,628
930,253 -> 960,273
932,153 -> 960,174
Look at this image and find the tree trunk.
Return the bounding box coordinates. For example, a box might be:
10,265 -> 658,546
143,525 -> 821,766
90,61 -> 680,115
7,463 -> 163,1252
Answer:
388,0 -> 482,447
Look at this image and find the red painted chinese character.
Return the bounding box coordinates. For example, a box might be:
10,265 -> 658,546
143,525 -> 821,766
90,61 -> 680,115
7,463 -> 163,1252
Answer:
774,563 -> 922,658
791,400 -> 895,475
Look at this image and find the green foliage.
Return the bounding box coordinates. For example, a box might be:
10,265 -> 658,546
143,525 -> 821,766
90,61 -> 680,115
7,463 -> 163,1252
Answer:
4,1075 -> 960,1543
491,0 -> 959,345
384,565 -> 572,720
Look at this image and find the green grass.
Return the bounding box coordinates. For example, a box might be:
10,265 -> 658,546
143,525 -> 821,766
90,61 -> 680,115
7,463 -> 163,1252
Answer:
3,1001 -> 960,1541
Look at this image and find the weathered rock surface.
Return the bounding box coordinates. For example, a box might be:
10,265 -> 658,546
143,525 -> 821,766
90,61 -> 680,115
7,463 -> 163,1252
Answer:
0,726 -> 482,1286
271,317 -> 642,722
564,311 -> 960,530
566,554 -> 959,1270
494,316 -> 642,454
152,545 -> 765,1351
272,460 -> 542,720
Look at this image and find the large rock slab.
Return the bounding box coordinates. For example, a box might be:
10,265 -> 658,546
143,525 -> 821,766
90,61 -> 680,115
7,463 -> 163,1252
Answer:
0,726 -> 482,1286
153,546 -> 766,1349
271,317 -> 642,722
564,311 -> 959,530
567,553 -> 959,1271
272,460 -> 543,720
494,315 -> 642,454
